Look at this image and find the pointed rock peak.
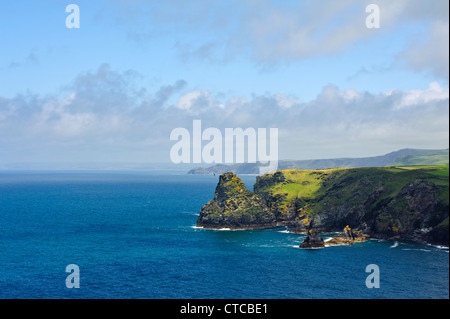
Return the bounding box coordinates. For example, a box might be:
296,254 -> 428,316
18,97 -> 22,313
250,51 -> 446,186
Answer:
300,229 -> 324,249
343,225 -> 355,240
215,172 -> 251,201
197,172 -> 276,229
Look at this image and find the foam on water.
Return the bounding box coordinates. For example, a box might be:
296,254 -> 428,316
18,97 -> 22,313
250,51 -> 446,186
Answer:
390,241 -> 399,248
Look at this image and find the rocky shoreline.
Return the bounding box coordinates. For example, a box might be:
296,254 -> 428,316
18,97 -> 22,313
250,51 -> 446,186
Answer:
196,223 -> 449,249
197,170 -> 449,247
323,225 -> 369,246
297,225 -> 369,248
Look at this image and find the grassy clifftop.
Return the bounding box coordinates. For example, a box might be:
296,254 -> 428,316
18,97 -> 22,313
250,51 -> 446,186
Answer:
256,165 -> 448,211
198,165 -> 449,245
254,165 -> 449,244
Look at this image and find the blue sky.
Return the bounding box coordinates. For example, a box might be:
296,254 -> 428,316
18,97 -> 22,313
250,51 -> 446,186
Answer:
0,0 -> 448,166
0,0 -> 445,99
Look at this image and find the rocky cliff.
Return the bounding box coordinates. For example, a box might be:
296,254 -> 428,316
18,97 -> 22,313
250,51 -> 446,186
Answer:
197,165 -> 449,246
197,172 -> 276,229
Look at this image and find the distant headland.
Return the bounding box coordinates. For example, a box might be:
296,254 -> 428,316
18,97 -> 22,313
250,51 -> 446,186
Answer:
188,148 -> 449,175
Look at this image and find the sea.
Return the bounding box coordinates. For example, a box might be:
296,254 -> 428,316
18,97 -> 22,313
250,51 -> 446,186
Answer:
0,170 -> 448,299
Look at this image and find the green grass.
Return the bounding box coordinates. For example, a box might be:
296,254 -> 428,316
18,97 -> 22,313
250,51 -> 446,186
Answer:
268,168 -> 345,204
423,165 -> 449,177
260,165 -> 449,214
391,152 -> 449,166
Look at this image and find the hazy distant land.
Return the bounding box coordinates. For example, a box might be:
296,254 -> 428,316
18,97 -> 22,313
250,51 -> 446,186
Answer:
188,148 -> 449,175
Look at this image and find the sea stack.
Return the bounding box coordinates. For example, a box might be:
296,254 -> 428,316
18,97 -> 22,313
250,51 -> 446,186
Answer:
196,172 -> 276,229
300,229 -> 325,248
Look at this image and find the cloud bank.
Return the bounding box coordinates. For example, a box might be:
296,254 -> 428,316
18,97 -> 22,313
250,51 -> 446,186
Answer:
0,64 -> 448,164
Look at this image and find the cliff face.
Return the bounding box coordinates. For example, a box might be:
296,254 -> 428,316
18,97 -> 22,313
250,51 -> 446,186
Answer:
257,166 -> 449,245
198,166 -> 449,246
197,172 -> 276,229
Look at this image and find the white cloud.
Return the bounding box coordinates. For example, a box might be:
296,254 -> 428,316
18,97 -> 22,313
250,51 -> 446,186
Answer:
177,90 -> 209,111
175,90 -> 221,114
340,89 -> 361,102
274,93 -> 299,109
0,65 -> 448,163
389,81 -> 450,109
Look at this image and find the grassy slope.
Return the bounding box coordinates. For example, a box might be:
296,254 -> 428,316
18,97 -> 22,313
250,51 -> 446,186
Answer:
390,149 -> 448,166
265,168 -> 338,203
391,154 -> 449,166
259,165 -> 449,216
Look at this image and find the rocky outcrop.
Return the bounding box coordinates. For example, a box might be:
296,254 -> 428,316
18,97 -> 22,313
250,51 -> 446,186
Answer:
254,169 -> 449,246
373,180 -> 440,242
197,172 -> 276,229
254,171 -> 287,193
325,225 -> 369,246
197,167 -> 449,246
428,217 -> 449,245
300,229 -> 324,248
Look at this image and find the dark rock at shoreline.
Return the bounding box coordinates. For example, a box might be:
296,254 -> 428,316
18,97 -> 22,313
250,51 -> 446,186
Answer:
326,225 -> 369,246
300,229 -> 324,248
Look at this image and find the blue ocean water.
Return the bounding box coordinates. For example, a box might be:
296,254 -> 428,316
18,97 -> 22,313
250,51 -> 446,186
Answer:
0,171 -> 448,299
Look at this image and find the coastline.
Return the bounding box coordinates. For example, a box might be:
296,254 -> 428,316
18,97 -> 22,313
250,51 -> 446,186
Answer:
195,223 -> 278,231
196,223 -> 450,248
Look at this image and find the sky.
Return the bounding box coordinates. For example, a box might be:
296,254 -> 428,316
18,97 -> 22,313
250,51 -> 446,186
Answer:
0,0 -> 448,167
